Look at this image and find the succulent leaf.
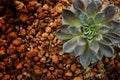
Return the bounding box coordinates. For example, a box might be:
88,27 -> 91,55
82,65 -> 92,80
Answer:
62,9 -> 81,26
97,50 -> 103,60
77,37 -> 86,46
99,43 -> 114,57
79,12 -> 88,24
67,26 -> 80,34
63,37 -> 78,53
74,44 -> 86,57
99,25 -> 112,34
94,13 -> 105,23
105,33 -> 120,43
100,36 -> 113,45
94,0 -> 102,11
103,6 -> 116,20
108,21 -> 120,32
87,18 -> 94,25
73,0 -> 85,11
80,47 -> 96,67
58,25 -> 69,33
56,30 -> 75,40
89,40 -> 99,53
86,0 -> 102,15
79,51 -> 90,67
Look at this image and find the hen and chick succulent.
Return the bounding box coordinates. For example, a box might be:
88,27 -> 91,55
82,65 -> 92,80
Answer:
56,0 -> 120,67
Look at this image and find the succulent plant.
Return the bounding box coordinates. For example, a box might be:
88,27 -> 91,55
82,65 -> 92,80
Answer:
56,0 -> 120,67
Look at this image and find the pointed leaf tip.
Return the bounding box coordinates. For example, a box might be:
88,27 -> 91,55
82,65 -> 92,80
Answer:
99,43 -> 114,57
62,9 -> 80,26
103,6 -> 117,20
63,37 -> 78,53
73,0 -> 85,11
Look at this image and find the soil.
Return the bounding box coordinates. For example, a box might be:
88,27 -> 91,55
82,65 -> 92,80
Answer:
0,0 -> 120,80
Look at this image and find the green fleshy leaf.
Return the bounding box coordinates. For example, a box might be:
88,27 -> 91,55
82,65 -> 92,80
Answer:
95,34 -> 103,41
79,52 -> 90,67
69,5 -> 80,16
99,43 -> 114,57
99,25 -> 112,34
87,18 -> 94,25
73,0 -> 85,11
62,9 -> 81,26
100,36 -> 113,45
105,33 -> 120,44
103,6 -> 116,20
74,44 -> 86,57
77,37 -> 86,46
87,0 -> 102,15
89,40 -> 99,53
90,52 -> 99,63
79,12 -> 88,24
79,47 -> 97,67
58,25 -> 69,33
94,0 -> 102,11
94,13 -> 105,23
67,26 -> 80,35
97,49 -> 103,60
63,37 -> 78,53
107,21 -> 120,32
56,30 -> 75,40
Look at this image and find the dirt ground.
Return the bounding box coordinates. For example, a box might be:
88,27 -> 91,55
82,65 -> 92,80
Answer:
0,0 -> 120,80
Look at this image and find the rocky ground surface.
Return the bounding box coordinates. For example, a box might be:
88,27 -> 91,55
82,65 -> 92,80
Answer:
0,0 -> 120,80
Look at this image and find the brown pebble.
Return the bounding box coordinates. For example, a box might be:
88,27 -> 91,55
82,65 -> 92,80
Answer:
48,33 -> 54,40
47,71 -> 51,78
43,4 -> 49,10
104,57 -> 109,63
40,56 -> 46,63
3,74 -> 10,79
45,26 -> 51,33
34,69 -> 42,75
53,37 -> 57,43
26,49 -> 38,58
15,1 -> 24,10
49,67 -> 54,71
19,29 -> 26,36
7,45 -> 16,54
58,63 -> 64,69
17,44 -> 25,53
7,32 -> 17,40
16,62 -> 23,69
65,71 -> 72,77
33,56 -> 40,61
19,14 -> 28,22
73,77 -> 82,80
0,39 -> 6,46
0,49 -> 5,56
37,6 -> 43,13
57,39 -> 62,44
55,3 -> 64,13
71,64 -> 76,72
51,55 -> 59,63
75,68 -> 81,74
0,72 -> 3,78
10,54 -> 17,59
12,38 -> 22,46
97,61 -> 104,69
42,32 -> 49,38
58,51 -> 64,55
28,1 -> 38,7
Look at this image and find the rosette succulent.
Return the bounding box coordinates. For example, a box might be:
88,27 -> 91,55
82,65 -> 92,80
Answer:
56,0 -> 120,67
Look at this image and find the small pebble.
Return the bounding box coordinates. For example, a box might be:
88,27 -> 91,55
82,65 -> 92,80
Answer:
65,71 -> 72,77
51,55 -> 59,63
